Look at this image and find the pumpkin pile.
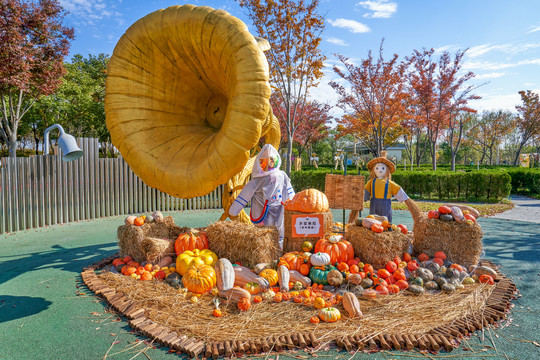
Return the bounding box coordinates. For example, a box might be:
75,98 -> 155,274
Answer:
107,214 -> 495,326
124,211 -> 164,226
427,205 -> 479,225
355,214 -> 408,234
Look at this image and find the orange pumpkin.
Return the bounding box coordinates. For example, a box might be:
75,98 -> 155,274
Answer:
310,316 -> 320,324
174,231 -> 209,255
314,234 -> 354,264
388,284 -> 400,294
396,279 -> 409,290
371,223 -> 384,233
134,216 -> 145,226
274,293 -> 283,302
253,295 -> 263,303
281,252 -> 309,271
282,292 -> 291,301
438,206 -> 452,214
377,269 -> 391,279
299,263 -> 310,276
284,189 -> 329,213
385,261 -> 397,273
479,274 -> 494,285
182,263 -> 216,294
313,296 -> 325,309
418,253 -> 430,262
238,298 -> 251,311
212,309 -> 222,317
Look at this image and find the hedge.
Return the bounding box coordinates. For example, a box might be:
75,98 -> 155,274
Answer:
506,168 -> 540,194
290,168 -> 512,202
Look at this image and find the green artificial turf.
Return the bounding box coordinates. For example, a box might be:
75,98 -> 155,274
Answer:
0,210 -> 538,360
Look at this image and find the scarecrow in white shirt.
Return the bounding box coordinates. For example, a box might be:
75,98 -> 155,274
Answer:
229,144 -> 295,248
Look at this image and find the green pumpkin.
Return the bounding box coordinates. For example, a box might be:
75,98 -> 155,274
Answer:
409,276 -> 424,287
309,265 -> 336,286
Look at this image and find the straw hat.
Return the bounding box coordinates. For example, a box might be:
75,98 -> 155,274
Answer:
367,151 -> 396,173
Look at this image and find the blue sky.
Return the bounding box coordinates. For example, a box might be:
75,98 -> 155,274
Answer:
60,0 -> 540,115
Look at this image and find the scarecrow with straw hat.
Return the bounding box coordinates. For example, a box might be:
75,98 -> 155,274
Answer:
364,151 -> 409,223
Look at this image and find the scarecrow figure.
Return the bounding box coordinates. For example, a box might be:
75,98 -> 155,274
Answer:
364,151 -> 409,223
311,152 -> 319,169
229,144 -> 295,248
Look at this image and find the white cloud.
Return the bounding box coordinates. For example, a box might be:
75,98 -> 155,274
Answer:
357,0 -> 397,18
434,44 -> 460,54
60,0 -> 121,24
528,25 -> 540,33
463,58 -> 540,71
474,72 -> 506,80
467,43 -> 540,58
470,93 -> 521,112
328,18 -> 370,33
327,37 -> 349,46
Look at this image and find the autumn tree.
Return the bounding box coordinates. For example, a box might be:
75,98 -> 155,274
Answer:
468,110 -> 515,164
513,90 -> 540,166
238,0 -> 325,174
330,42 -> 406,157
404,48 -> 436,168
0,0 -> 74,157
437,51 -> 480,171
274,97 -> 331,157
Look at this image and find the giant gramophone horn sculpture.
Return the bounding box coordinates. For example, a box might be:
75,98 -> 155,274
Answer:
105,5 -> 280,222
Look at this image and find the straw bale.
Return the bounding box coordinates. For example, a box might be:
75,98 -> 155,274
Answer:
413,219 -> 484,268
325,174 -> 365,210
345,225 -> 412,269
283,210 -> 333,253
405,199 -> 484,267
117,216 -> 193,263
97,270 -> 493,344
205,221 -> 280,268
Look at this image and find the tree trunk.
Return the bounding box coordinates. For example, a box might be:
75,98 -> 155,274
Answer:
286,134 -> 293,175
431,141 -> 437,170
512,141 -> 527,166
451,150 -> 456,171
8,132 -> 18,158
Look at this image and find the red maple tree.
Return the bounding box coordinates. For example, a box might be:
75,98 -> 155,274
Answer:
0,0 -> 74,157
330,41 -> 407,156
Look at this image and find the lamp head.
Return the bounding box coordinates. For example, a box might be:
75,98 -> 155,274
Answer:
58,132 -> 83,161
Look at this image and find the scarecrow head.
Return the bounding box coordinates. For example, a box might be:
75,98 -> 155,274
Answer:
367,151 -> 396,180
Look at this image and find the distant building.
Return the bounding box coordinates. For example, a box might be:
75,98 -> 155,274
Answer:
343,143 -> 406,161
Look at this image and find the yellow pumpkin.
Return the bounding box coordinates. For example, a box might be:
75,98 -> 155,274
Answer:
313,296 -> 325,309
176,249 -> 218,276
182,263 -> 216,294
284,189 -> 329,213
258,269 -> 279,287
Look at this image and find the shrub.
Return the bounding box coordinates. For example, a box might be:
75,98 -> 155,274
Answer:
290,168 -> 512,202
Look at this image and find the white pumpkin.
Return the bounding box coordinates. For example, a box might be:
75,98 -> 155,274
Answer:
261,289 -> 276,300
311,252 -> 331,266
125,215 -> 136,225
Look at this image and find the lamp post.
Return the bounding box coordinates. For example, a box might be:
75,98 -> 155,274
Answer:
43,124 -> 83,161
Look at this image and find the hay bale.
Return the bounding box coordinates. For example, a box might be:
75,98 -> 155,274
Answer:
345,225 -> 412,269
405,199 -> 484,268
117,216 -> 192,263
283,210 -> 333,253
413,219 -> 483,268
206,221 -> 280,268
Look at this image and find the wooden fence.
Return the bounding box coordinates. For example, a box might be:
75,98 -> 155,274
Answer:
0,138 -> 224,234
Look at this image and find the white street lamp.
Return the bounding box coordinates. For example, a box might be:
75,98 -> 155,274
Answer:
43,124 -> 83,161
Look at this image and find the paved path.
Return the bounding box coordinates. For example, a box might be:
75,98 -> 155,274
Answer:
491,195 -> 540,223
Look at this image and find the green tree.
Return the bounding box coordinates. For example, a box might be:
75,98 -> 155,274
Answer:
513,90 -> 540,166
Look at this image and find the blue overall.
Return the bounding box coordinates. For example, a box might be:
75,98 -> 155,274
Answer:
369,179 -> 392,223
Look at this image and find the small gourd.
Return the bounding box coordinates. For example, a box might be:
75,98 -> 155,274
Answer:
215,258 -> 235,291
424,281 -> 439,291
450,206 -> 465,223
441,283 -> 456,293
124,215 -> 136,225
261,290 -> 276,300
440,214 -> 453,222
218,287 -> 252,302
289,270 -> 312,288
342,292 -> 363,318
277,265 -> 290,292
318,307 -> 341,323
407,284 -> 425,295
327,270 -> 344,286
